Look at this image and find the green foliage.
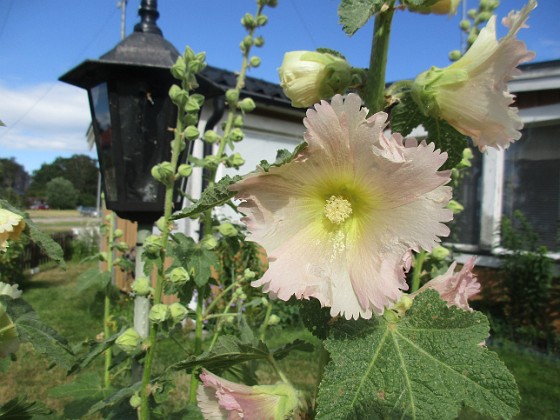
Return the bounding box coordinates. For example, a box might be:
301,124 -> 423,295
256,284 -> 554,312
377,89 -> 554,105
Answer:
171,175 -> 242,220
168,233 -> 218,288
0,234 -> 28,284
75,268 -> 112,293
391,91 -> 467,170
1,296 -> 75,370
46,176 -> 78,209
338,0 -> 386,36
316,291 -> 519,419
0,397 -> 51,418
0,157 -> 29,208
259,142 -> 307,172
499,211 -> 555,349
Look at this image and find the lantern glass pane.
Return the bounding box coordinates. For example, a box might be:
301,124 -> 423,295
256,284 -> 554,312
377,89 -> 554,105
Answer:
91,83 -> 118,201
117,81 -> 167,203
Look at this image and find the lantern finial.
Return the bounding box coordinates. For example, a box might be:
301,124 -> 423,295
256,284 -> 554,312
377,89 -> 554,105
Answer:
134,0 -> 163,35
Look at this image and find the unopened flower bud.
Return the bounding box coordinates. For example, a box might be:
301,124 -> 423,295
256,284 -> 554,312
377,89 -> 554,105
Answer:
167,266 -> 190,286
226,89 -> 239,104
171,56 -> 187,80
171,138 -> 186,153
217,222 -> 238,237
203,130 -> 220,144
238,97 -> 256,112
250,56 -> 261,68
143,235 -> 162,256
184,125 -> 200,141
241,13 -> 256,29
131,277 -> 152,296
201,235 -> 218,250
98,252 -> 108,262
254,36 -> 265,47
233,115 -> 244,127
177,164 -> 193,178
114,229 -> 123,238
467,8 -> 477,18
229,128 -> 244,142
268,314 -> 280,326
242,35 -> 253,48
244,269 -> 257,280
114,241 -> 128,252
155,216 -> 167,232
447,200 -> 464,214
169,84 -> 187,106
151,162 -> 174,185
169,302 -> 189,324
203,155 -> 220,170
116,328 -> 142,354
227,153 -> 245,169
448,50 -> 462,61
149,304 -> 170,324
257,15 -> 268,26
129,393 -> 142,409
459,19 -> 471,31
431,246 -> 450,260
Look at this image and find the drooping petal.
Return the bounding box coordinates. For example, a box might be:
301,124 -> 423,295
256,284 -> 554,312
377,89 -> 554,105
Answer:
413,257 -> 481,311
232,94 -> 452,318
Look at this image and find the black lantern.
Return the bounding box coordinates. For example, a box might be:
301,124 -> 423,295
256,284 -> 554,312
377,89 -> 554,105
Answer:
59,0 -> 181,224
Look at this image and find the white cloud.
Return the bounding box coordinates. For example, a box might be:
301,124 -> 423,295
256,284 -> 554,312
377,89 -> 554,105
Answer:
0,81 -> 91,152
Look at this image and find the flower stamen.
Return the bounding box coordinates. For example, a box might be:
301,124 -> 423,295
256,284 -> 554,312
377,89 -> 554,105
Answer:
324,195 -> 352,224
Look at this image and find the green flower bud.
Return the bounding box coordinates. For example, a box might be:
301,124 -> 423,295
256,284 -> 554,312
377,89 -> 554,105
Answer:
241,13 -> 256,29
149,304 -> 170,324
238,97 -> 256,113
113,241 -> 129,252
467,8 -> 477,18
250,56 -> 261,68
115,328 -> 142,354
448,50 -> 462,62
230,128 -> 244,142
459,19 -> 471,31
143,235 -> 162,256
98,251 -> 108,262
475,11 -> 493,24
177,164 -> 193,178
233,115 -> 244,127
257,15 -> 268,26
227,153 -> 245,169
261,297 -> 268,306
201,234 -> 218,250
244,269 -> 257,280
195,51 -> 206,62
431,246 -> 450,260
169,302 -> 188,324
447,199 -> 464,214
203,130 -> 220,144
242,35 -> 253,48
185,96 -> 201,113
155,216 -> 167,232
203,155 -> 220,170
151,162 -> 175,185
129,393 -> 142,409
184,125 -> 200,141
268,314 -> 280,326
217,222 -> 238,237
169,84 -> 187,106
225,316 -> 235,324
188,59 -> 206,74
171,56 -> 186,80
467,31 -> 478,45
226,89 -> 239,104
167,266 -> 190,286
131,277 -> 152,296
184,46 -> 196,62
114,229 -> 123,238
254,36 -> 265,47
171,138 -> 186,153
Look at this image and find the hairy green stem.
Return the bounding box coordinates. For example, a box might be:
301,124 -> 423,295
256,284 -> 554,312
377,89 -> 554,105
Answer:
259,302 -> 273,342
138,113 -> 185,420
103,212 -> 115,389
410,251 -> 427,293
363,0 -> 396,115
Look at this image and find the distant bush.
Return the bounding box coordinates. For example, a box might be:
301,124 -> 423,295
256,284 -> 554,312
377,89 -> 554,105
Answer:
46,177 -> 78,209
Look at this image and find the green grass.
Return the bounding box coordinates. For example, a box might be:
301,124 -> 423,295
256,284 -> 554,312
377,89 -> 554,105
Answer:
2,262 -> 560,418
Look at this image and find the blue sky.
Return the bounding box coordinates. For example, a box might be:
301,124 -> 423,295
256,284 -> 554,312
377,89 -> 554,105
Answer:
0,0 -> 558,174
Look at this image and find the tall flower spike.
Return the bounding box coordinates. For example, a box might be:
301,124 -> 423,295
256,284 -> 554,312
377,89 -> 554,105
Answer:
412,257 -> 481,311
231,94 -> 452,319
412,0 -> 537,151
197,369 -> 301,420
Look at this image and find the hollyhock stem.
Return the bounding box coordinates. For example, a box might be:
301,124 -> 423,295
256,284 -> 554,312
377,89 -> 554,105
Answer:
363,0 -> 396,114
103,212 -> 115,389
411,251 -> 427,293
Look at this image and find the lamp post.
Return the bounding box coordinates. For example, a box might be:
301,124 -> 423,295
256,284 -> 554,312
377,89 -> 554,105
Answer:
60,0 -> 183,381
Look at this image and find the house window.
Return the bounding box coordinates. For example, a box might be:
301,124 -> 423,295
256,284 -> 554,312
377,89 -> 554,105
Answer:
502,123 -> 560,251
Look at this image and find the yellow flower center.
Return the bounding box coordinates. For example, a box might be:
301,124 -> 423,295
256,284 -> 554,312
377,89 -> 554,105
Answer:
324,195 -> 352,224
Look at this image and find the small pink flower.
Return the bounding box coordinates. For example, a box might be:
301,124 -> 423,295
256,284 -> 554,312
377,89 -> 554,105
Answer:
412,0 -> 536,151
231,94 -> 452,319
197,369 -> 300,420
413,257 -> 481,311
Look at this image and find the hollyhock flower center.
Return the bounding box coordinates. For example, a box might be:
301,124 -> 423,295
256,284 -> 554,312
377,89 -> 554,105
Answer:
324,195 -> 353,224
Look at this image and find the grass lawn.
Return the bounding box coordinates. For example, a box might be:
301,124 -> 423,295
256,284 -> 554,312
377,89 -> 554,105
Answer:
26,209 -> 101,233
2,262 -> 559,418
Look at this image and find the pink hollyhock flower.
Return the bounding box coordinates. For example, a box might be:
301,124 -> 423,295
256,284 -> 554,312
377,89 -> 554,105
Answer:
197,369 -> 301,420
231,94 -> 452,319
413,257 -> 481,311
412,0 -> 536,151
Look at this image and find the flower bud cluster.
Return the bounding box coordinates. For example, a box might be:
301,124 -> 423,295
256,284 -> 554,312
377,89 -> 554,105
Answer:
149,302 -> 189,326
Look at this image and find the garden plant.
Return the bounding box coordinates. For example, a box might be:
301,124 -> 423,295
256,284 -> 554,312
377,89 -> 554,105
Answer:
0,0 -> 543,418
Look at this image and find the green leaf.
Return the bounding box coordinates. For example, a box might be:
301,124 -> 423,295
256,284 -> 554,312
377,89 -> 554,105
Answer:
0,199 -> 66,267
272,339 -> 314,361
0,397 -> 51,418
300,298 -> 333,340
338,0 -> 385,36
2,296 -> 75,370
259,142 -> 307,172
171,175 -> 242,220
316,290 -> 520,419
75,268 -> 111,293
169,233 -> 218,287
49,372 -> 108,400
86,383 -> 140,416
390,91 -> 467,170
69,333 -> 119,374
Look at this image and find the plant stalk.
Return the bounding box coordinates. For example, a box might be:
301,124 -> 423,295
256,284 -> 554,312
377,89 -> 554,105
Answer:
103,212 -> 115,389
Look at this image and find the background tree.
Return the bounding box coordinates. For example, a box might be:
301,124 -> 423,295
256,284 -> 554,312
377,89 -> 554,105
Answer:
46,177 -> 78,209
27,155 -> 98,206
0,158 -> 29,207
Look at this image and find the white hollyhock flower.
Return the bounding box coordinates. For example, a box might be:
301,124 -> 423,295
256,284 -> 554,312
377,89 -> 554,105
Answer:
412,0 -> 537,151
231,94 -> 452,319
0,209 -> 25,252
